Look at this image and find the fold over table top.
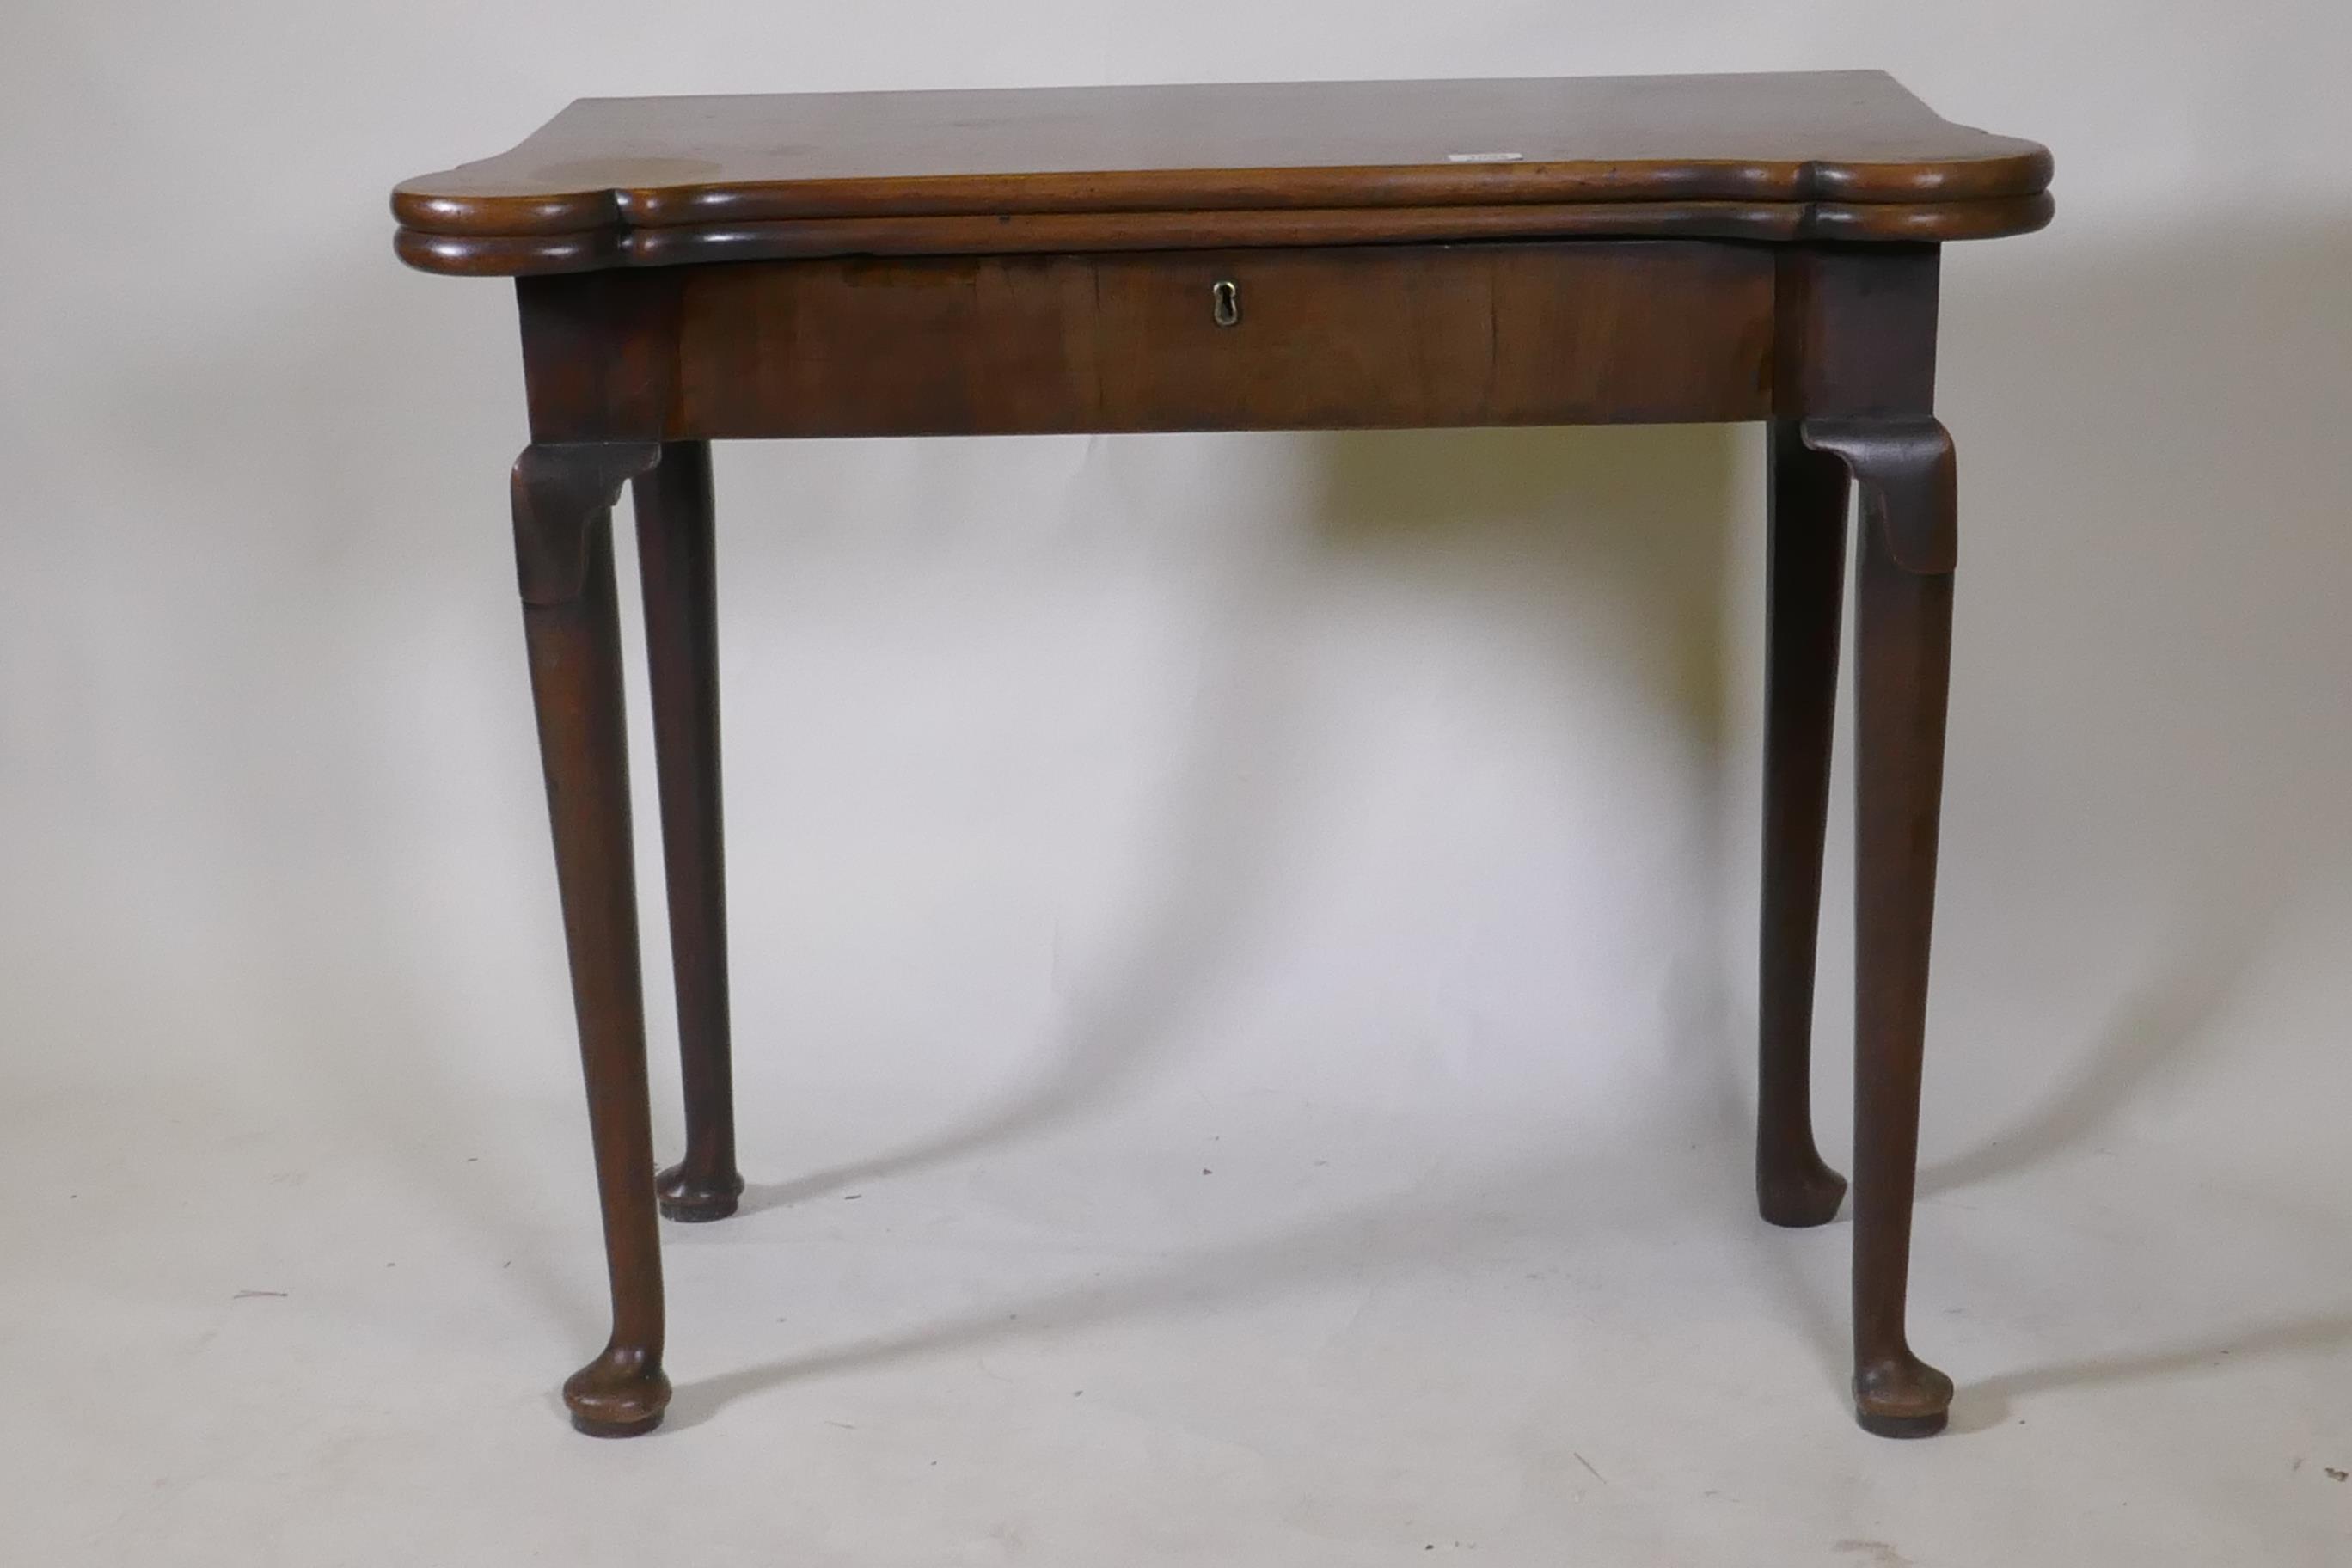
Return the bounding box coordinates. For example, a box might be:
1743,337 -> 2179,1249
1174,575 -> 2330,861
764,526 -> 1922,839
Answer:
393,71 -> 2052,277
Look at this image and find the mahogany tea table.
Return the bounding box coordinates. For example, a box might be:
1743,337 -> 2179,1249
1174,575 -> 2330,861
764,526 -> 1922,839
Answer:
391,71 -> 2052,1440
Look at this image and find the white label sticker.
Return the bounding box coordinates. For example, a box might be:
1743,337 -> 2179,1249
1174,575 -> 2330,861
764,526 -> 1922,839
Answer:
1445,150 -> 1525,162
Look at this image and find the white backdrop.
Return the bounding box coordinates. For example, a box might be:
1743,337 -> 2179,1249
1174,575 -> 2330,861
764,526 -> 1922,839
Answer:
5,4 -> 2351,1564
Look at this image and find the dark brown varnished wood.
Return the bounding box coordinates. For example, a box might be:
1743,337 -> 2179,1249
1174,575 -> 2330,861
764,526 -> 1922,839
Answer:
391,73 -> 2051,275
517,271 -> 683,444
402,73 -> 2046,1442
1771,245 -> 1940,420
674,242 -> 1773,438
398,192 -> 2055,276
1769,241 -> 1960,1436
1755,418 -> 1851,1230
632,441 -> 744,1222
509,242 -> 1777,444
511,441 -> 672,1436
1803,415 -> 1960,1439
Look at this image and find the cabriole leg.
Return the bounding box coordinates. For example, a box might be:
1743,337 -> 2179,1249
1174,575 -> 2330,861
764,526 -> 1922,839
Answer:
1802,418 -> 1959,1439
1757,418 -> 1853,1228
633,441 -> 745,1222
512,441 -> 671,1436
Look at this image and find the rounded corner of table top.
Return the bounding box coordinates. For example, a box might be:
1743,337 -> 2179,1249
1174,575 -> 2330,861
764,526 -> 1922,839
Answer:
391,176 -> 617,279
388,75 -> 2055,279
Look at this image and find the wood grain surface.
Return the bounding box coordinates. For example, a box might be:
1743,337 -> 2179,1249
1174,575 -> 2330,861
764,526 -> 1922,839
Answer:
665,242 -> 1775,438
395,73 -> 2052,275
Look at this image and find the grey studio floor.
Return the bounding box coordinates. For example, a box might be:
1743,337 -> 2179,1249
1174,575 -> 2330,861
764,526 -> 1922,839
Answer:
12,930 -> 2352,1565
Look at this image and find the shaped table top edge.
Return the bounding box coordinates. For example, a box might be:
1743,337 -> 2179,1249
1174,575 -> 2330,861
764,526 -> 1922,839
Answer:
392,71 -> 2053,277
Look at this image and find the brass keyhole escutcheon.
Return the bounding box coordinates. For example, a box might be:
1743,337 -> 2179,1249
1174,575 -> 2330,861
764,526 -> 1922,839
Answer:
1210,279 -> 1240,327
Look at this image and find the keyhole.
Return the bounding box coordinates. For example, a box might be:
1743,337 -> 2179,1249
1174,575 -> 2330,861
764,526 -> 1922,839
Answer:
1210,279 -> 1240,328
